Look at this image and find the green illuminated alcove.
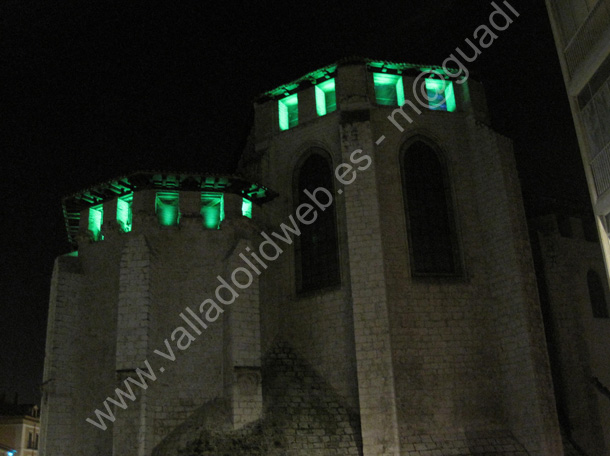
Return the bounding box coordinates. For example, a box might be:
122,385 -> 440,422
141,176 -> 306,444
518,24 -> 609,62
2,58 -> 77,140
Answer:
242,198 -> 253,219
156,192 -> 180,226
88,204 -> 103,241
201,193 -> 224,229
373,73 -> 405,106
117,193 -> 133,232
201,194 -> 253,229
315,79 -> 336,116
425,78 -> 456,112
278,94 -> 298,130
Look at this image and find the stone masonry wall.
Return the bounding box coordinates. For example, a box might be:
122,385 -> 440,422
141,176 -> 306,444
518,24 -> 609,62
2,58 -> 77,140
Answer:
244,59 -> 563,455
42,190 -> 265,456
41,217 -> 124,456
534,215 -> 610,455
369,78 -> 560,454
40,255 -> 84,456
44,58 -> 590,456
373,103 -> 507,452
146,220 -> 228,450
338,112 -> 401,453
468,122 -> 561,455
79,237 -> 125,455
247,75 -> 361,416
113,234 -> 153,454
153,341 -> 361,456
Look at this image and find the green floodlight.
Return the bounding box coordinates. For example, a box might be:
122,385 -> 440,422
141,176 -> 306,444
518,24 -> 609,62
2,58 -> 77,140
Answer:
242,198 -> 253,219
88,204 -> 103,241
201,192 -> 224,229
117,193 -> 133,232
315,78 -> 337,116
425,78 -> 456,112
156,192 -> 180,226
278,93 -> 298,130
373,73 -> 405,106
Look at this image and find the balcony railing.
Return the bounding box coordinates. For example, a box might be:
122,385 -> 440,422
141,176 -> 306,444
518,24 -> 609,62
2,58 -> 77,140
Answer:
564,0 -> 610,78
591,142 -> 610,196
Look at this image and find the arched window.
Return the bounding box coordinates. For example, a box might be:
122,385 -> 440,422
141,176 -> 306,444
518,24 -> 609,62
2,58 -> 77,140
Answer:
295,151 -> 340,292
587,270 -> 609,318
402,140 -> 460,276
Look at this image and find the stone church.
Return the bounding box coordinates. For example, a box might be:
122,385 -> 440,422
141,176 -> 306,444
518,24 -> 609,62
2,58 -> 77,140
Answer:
40,58 -> 610,456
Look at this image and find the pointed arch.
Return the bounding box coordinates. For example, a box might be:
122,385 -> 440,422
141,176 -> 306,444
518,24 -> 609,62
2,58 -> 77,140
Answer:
294,149 -> 340,292
401,138 -> 461,276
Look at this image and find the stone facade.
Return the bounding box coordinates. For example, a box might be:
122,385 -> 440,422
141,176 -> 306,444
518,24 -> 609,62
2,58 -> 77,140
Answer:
40,58 -> 609,455
531,214 -> 610,455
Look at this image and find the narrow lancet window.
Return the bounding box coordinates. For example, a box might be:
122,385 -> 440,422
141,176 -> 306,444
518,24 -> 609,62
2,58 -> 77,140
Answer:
588,269 -> 609,318
402,140 -> 460,276
295,151 -> 340,291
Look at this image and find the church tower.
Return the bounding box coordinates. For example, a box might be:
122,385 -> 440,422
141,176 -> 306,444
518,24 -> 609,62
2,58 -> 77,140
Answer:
41,58 -> 567,456
239,57 -> 562,455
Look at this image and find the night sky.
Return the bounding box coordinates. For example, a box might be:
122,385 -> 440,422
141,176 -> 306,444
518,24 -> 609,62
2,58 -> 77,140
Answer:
0,0 -> 589,404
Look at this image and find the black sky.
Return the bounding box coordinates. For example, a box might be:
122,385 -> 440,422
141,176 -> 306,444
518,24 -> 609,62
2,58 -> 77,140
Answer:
0,0 -> 589,404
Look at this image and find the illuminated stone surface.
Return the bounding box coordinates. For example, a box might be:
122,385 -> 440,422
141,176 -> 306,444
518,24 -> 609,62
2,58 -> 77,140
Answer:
40,58 -> 609,456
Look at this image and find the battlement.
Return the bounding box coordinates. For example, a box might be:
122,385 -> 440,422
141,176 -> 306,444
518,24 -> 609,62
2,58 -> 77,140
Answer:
42,57 -> 602,456
252,58 -> 490,143
532,213 -> 599,242
61,171 -> 276,247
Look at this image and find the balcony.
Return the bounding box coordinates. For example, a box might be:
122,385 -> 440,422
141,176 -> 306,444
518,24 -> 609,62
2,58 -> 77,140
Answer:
564,0 -> 610,80
591,143 -> 610,196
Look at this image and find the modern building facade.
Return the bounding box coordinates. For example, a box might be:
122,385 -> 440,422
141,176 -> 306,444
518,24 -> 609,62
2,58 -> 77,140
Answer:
40,58 -> 609,455
544,0 -> 610,281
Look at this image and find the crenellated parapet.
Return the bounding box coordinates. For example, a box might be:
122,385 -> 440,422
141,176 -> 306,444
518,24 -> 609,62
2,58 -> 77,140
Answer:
61,171 -> 276,248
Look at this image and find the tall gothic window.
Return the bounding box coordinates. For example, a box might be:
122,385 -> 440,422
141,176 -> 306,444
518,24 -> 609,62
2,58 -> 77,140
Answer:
295,150 -> 340,292
587,269 -> 609,318
402,139 -> 460,276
